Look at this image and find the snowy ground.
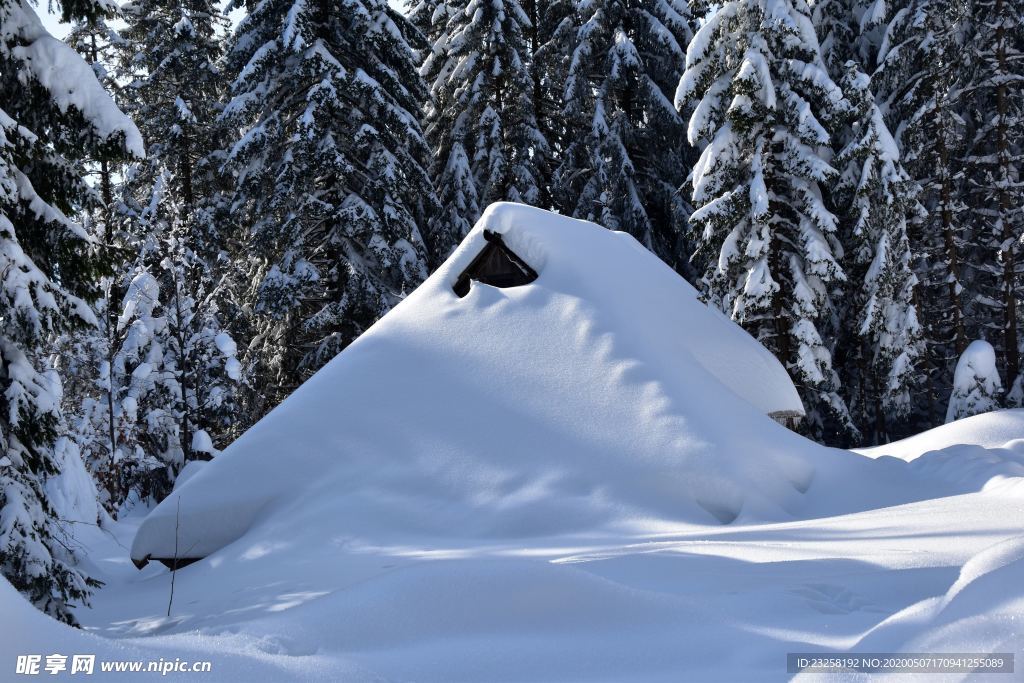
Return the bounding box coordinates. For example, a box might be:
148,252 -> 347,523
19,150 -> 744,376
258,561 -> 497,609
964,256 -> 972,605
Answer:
5,207 -> 1023,680
2,411 -> 1019,681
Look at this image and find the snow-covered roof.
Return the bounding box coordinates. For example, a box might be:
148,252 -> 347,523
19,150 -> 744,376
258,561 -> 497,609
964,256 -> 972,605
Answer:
131,203 -> 808,566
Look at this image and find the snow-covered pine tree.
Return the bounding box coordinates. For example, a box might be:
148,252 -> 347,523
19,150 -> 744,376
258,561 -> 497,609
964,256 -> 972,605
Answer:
811,0 -> 888,72
57,6 -> 138,514
551,0 -> 695,268
62,0 -> 245,509
676,0 -> 854,440
534,0 -> 578,144
118,0 -> 227,258
65,10 -> 125,227
70,265 -> 177,512
962,0 -> 1024,400
222,0 -> 434,418
946,339 -> 1003,422
0,0 -> 142,622
831,65 -> 923,441
524,0 -> 573,171
810,0 -> 925,441
873,0 -> 971,424
406,0 -> 445,40
421,0 -> 548,260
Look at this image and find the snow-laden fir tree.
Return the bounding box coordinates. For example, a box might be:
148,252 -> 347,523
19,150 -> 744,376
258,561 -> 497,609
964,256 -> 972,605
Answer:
550,0 -> 695,268
406,0 -> 445,41
946,339 -> 1003,422
65,10 -> 126,224
962,0 -> 1024,399
222,0 -> 434,418
65,266 -> 175,512
421,0 -> 548,260
534,0 -> 579,139
0,0 -> 142,623
831,65 -> 923,441
520,0 -> 566,208
116,0 -> 239,472
811,0 -> 888,72
67,201 -> 242,512
59,0 -> 241,511
676,0 -> 854,439
873,0 -> 972,423
809,0 -> 925,440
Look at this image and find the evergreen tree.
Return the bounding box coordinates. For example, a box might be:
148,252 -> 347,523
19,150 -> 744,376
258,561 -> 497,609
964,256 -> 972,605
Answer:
60,0 -> 240,512
677,0 -> 854,439
551,0 -> 695,269
812,0 -> 888,72
222,0 -> 434,418
873,0 -> 972,424
946,339 -> 1003,422
534,0 -> 578,149
65,10 -> 125,222
810,0 -> 925,441
524,0 -> 573,179
0,0 -> 142,623
832,65 -> 923,441
421,0 -> 548,260
962,0 -> 1024,397
117,0 -> 239,473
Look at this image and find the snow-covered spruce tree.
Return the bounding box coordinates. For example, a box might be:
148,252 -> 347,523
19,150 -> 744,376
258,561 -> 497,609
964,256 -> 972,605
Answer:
873,0 -> 971,423
65,10 -> 126,224
406,0 -> 445,40
0,0 -> 142,622
67,206 -> 242,513
534,0 -> 578,139
222,0 -> 434,417
550,0 -> 695,268
811,0 -> 889,72
946,339 -> 1003,422
676,0 -> 855,440
831,65 -> 923,441
68,265 -> 177,512
413,0 -> 479,258
962,0 -> 1024,399
421,0 -> 548,260
810,1 -> 925,440
524,0 -> 573,165
119,0 -> 227,231
71,0 -> 242,505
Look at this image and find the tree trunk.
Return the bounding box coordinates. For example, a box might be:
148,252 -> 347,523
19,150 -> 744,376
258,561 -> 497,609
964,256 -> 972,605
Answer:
994,0 -> 1018,384
935,97 -> 966,356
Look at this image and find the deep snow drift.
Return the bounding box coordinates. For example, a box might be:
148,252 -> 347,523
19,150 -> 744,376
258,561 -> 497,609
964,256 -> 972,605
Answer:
6,205 -> 1023,681
7,411 -> 1020,682
134,203 -> 924,566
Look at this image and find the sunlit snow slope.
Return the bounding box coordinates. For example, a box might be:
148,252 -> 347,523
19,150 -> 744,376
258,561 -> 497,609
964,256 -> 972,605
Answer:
132,204 -> 932,565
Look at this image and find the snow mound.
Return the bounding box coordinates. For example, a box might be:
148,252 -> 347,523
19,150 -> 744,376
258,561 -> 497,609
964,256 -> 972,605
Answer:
858,410 -> 1024,494
132,204 -> 919,567
859,409 -> 1024,460
855,536 -> 1024,658
47,437 -> 101,529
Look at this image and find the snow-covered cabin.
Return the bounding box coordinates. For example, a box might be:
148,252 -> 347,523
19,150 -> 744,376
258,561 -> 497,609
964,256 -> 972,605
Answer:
131,204 -> 805,568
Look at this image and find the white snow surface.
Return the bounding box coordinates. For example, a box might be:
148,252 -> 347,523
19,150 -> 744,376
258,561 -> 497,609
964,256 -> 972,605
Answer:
6,205 -> 1024,681
860,409 -> 1024,459
7,408 -> 1020,681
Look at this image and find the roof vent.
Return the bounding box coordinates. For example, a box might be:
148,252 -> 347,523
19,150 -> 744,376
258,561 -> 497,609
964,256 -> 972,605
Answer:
453,230 -> 538,298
